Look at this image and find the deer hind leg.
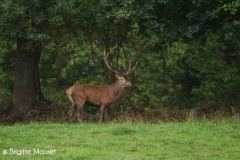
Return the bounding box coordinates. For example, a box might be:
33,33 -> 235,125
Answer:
74,99 -> 86,122
68,104 -> 77,118
66,89 -> 77,118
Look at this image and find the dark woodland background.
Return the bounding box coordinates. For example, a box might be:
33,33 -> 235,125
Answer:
0,0 -> 240,123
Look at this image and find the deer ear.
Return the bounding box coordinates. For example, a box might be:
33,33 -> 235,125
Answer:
115,74 -> 121,79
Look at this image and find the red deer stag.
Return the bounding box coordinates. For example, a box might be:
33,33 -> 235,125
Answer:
66,52 -> 137,123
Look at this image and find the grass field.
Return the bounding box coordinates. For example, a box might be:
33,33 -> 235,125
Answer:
0,121 -> 240,160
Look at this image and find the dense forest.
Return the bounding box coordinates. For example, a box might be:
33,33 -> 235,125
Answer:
0,0 -> 240,121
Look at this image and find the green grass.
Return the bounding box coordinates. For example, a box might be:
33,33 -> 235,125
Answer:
0,122 -> 240,160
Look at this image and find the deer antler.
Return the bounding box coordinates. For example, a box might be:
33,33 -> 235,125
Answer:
123,52 -> 137,75
104,51 -> 120,74
124,63 -> 137,75
104,51 -> 137,75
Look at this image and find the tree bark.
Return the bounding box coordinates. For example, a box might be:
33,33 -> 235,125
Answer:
12,38 -> 43,116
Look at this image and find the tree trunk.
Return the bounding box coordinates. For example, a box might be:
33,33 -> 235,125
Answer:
12,38 -> 43,117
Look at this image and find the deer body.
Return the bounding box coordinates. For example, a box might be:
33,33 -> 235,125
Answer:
66,74 -> 132,123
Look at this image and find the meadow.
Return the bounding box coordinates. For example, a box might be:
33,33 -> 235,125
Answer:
0,121 -> 240,160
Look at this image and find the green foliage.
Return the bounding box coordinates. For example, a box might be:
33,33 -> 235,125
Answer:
132,40 -> 193,109
186,34 -> 240,105
222,0 -> 240,15
0,0 -> 90,44
0,0 -> 240,112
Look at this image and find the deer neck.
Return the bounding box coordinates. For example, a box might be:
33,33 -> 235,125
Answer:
110,80 -> 126,102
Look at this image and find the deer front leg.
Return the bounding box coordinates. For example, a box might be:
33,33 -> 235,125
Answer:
99,105 -> 107,123
103,106 -> 108,123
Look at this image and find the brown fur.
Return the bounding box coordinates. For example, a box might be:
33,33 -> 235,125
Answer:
66,74 -> 132,123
